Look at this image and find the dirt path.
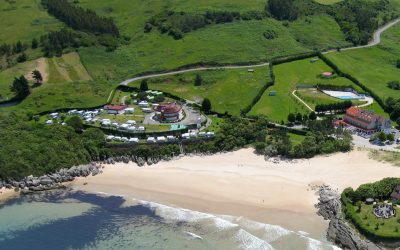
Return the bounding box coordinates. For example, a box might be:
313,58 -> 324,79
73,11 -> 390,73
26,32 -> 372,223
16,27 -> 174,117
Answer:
292,90 -> 314,111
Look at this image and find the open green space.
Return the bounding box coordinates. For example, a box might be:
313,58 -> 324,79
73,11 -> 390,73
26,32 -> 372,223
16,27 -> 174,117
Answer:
326,23 -> 400,102
129,67 -> 271,116
249,58 -> 362,121
346,202 -> 400,238
0,0 -> 61,44
78,0 -> 349,80
313,0 -> 343,5
1,53 -> 111,113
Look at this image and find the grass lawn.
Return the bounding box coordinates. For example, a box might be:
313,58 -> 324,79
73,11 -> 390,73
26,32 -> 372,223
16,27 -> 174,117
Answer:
249,58 -> 360,121
347,203 -> 400,238
326,23 -> 400,102
78,0 -> 349,80
0,0 -> 61,44
288,132 -> 306,145
129,66 -> 271,116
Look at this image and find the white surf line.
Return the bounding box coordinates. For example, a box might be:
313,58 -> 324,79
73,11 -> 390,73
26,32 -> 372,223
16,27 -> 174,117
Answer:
119,62 -> 270,86
292,90 -> 313,112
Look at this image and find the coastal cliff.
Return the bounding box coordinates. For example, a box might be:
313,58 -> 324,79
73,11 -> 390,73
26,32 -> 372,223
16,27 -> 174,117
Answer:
316,185 -> 382,250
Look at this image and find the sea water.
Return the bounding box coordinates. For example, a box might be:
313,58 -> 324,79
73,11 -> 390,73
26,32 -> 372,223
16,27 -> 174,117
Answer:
0,190 -> 340,250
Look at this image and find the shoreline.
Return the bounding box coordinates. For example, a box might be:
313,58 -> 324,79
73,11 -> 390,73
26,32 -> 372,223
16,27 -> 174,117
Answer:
0,188 -> 19,203
69,148 -> 400,240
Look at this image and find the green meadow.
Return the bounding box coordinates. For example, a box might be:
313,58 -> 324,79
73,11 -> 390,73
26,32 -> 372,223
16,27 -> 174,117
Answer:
1,53 -> 111,113
314,0 -> 343,5
78,0 -> 349,80
129,66 -> 271,115
0,0 -> 61,44
326,23 -> 400,101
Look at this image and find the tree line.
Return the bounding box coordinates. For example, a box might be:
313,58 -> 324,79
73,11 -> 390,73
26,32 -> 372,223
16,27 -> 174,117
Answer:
42,0 -> 119,37
315,100 -> 353,114
385,97 -> 400,126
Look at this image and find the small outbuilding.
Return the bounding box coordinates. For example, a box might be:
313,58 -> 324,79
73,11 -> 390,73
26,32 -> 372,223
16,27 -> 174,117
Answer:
366,198 -> 374,205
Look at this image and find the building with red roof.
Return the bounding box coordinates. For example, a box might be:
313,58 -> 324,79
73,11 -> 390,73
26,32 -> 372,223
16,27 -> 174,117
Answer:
154,102 -> 182,122
104,105 -> 127,114
343,107 -> 391,133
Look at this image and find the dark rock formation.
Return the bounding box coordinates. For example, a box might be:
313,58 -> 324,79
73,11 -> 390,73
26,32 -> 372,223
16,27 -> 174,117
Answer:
315,185 -> 382,250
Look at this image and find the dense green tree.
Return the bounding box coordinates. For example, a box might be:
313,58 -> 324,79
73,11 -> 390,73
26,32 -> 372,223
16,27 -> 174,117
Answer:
31,38 -> 38,49
66,116 -> 84,132
42,0 -> 119,36
201,98 -> 212,114
32,70 -> 43,85
10,75 -> 30,99
296,112 -> 303,122
16,53 -> 27,63
288,113 -> 296,123
140,79 -> 149,92
396,59 -> 400,69
267,0 -> 299,21
309,111 -> 317,120
194,74 -> 203,86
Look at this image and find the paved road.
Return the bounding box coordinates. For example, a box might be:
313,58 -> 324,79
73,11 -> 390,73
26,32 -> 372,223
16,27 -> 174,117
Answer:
323,18 -> 400,54
120,62 -> 270,86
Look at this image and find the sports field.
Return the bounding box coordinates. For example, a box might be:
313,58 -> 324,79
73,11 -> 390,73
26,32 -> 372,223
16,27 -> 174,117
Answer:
129,66 -> 271,115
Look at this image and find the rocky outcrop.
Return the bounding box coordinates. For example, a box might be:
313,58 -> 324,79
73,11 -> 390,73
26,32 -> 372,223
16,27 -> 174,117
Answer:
102,154 -> 178,167
0,163 -> 103,194
315,185 -> 382,250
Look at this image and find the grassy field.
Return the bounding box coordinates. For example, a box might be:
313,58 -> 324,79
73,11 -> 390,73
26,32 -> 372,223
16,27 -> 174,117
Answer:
47,52 -> 92,83
326,23 -> 400,102
78,0 -> 349,80
313,0 -> 343,5
1,53 -> 111,113
129,67 -> 270,115
346,202 -> 400,238
249,58 -> 361,121
0,59 -> 40,100
0,0 -> 61,44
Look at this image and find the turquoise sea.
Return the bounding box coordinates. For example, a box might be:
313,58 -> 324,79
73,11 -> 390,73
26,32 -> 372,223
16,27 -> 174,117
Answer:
0,190 -> 340,250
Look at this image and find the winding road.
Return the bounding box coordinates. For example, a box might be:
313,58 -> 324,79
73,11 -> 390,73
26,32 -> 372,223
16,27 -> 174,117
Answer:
119,18 -> 400,86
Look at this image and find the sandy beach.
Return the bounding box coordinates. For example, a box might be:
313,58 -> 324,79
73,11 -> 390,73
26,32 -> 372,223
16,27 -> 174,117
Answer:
70,148 -> 400,237
0,188 -> 19,203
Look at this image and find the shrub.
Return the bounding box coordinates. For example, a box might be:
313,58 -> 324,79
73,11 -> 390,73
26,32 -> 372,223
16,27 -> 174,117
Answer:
263,30 -> 278,39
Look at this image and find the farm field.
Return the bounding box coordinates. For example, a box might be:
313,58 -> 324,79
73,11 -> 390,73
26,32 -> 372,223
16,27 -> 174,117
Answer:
129,67 -> 271,116
79,0 -> 349,80
0,0 -> 61,44
248,58 -> 362,121
326,23 -> 400,101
